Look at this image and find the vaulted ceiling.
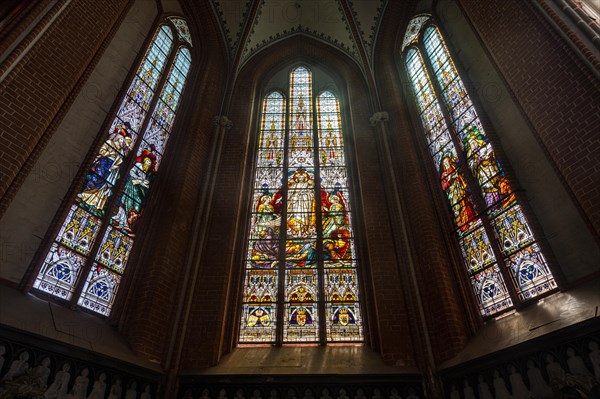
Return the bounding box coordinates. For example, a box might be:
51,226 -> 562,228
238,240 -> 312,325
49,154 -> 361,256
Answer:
209,0 -> 388,71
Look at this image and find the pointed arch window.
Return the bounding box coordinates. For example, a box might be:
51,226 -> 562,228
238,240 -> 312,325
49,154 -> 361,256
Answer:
31,17 -> 193,316
239,66 -> 364,344
402,15 -> 557,317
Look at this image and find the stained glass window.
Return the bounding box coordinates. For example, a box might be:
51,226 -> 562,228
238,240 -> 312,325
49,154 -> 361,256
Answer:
33,18 -> 193,316
239,67 -> 363,344
402,17 -> 557,316
401,15 -> 430,51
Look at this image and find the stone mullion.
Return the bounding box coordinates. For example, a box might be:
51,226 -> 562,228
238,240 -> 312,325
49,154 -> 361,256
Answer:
275,90 -> 290,346
312,92 -> 327,345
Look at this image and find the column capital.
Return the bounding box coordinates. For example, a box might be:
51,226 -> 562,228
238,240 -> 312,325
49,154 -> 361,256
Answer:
369,111 -> 389,126
214,115 -> 233,129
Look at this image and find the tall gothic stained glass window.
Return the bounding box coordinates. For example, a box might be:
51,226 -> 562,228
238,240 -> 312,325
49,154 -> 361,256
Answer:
402,15 -> 557,317
239,66 -> 363,344
32,17 -> 193,316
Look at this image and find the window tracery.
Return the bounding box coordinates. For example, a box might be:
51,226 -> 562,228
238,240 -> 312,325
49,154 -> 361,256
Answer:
239,67 -> 363,343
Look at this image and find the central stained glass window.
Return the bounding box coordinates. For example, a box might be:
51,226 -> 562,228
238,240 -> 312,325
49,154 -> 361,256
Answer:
239,66 -> 364,344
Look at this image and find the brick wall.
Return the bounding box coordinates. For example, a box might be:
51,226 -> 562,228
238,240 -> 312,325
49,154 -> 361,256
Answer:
0,0 -> 47,62
457,0 -> 600,240
0,0 -> 131,216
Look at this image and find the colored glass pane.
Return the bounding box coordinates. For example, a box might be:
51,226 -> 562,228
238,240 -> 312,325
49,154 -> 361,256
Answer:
244,269 -> 278,302
33,243 -> 86,300
55,205 -> 102,256
406,47 -> 511,316
115,98 -> 146,134
109,164 -> 154,236
34,19 -> 192,317
254,167 -> 284,190
76,127 -> 133,218
506,244 -> 557,301
283,278 -> 320,342
288,150 -> 315,169
401,15 -> 431,51
240,70 -> 363,343
77,265 -> 122,316
326,303 -> 362,342
459,226 -> 496,273
167,17 -> 193,46
286,269 -> 319,299
491,205 -> 535,255
95,227 -> 133,274
405,19 -> 557,315
240,304 -> 277,342
470,265 -> 513,316
284,303 -> 319,342
285,239 -> 318,267
259,95 -> 285,169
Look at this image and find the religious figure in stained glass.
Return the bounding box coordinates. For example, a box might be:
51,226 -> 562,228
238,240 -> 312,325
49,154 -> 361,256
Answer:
111,146 -> 157,234
240,71 -> 363,343
463,127 -> 514,209
323,236 -> 351,261
263,122 -> 281,164
250,227 -> 279,268
403,15 -> 557,316
33,19 -> 193,317
322,192 -> 348,238
285,240 -> 318,267
287,169 -> 316,237
78,124 -> 133,215
256,194 -> 277,224
440,155 -> 475,230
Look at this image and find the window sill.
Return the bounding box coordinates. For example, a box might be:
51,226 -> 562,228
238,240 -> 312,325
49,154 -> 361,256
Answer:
440,274 -> 600,370
180,345 -> 418,376
0,284 -> 161,372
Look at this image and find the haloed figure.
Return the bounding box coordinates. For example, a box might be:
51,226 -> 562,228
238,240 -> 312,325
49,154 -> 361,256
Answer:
111,145 -> 157,233
79,123 -> 133,214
